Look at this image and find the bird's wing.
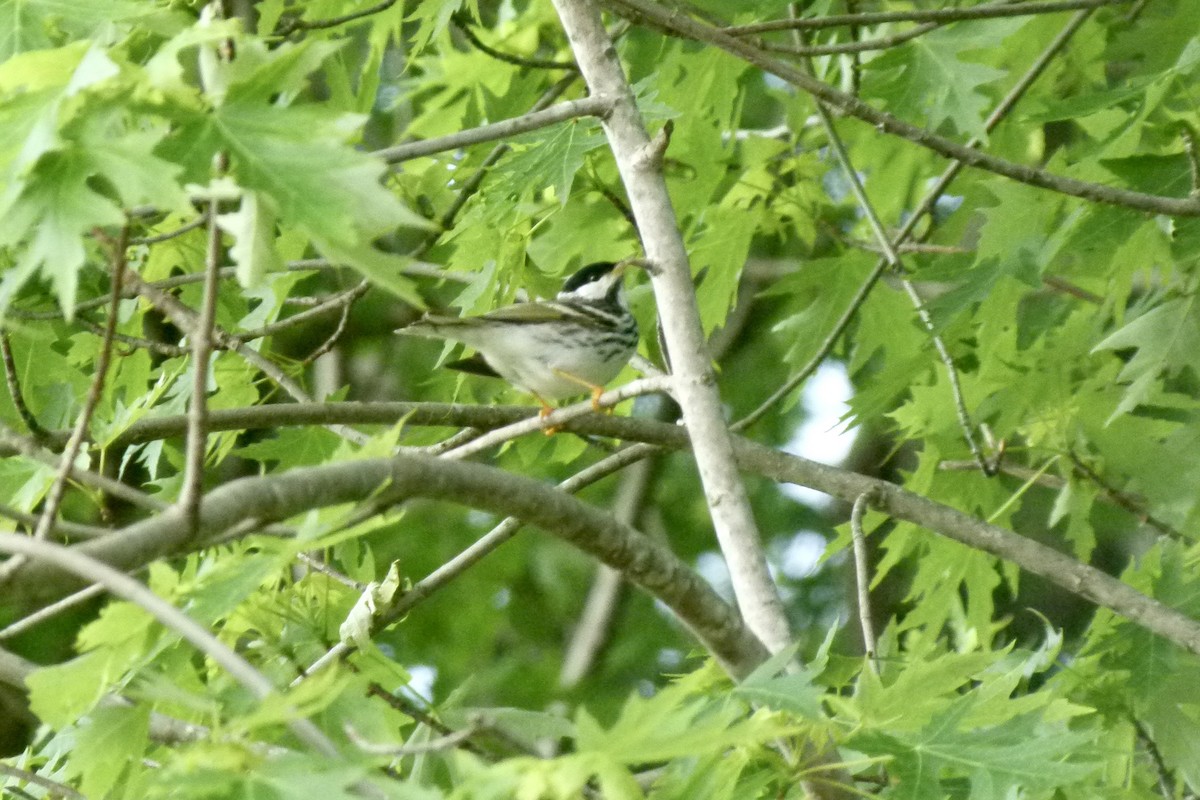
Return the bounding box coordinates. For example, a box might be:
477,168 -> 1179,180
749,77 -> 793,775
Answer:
482,301 -> 616,328
479,301 -> 573,323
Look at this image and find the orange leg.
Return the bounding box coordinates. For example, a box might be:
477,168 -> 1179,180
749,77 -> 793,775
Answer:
551,369 -> 609,413
534,393 -> 560,436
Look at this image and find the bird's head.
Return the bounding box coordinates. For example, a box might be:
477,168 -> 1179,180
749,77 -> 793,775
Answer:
556,261 -> 631,305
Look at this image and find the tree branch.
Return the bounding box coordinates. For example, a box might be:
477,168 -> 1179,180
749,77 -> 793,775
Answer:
551,0 -> 793,654
0,534 -> 342,758
724,0 -> 1129,34
452,16 -> 579,71
0,331 -> 48,442
121,271 -> 368,446
11,400 -> 1200,662
373,96 -> 612,164
182,196 -> 223,533
0,762 -> 85,800
850,492 -> 878,673
4,452 -> 769,679
25,227 -> 127,554
760,21 -> 936,57
9,406 -> 1200,679
602,0 -> 1200,217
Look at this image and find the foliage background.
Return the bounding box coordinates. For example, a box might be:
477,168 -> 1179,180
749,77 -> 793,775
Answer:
1,0 -> 1199,797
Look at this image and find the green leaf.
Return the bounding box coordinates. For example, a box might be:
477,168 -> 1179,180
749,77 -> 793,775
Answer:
854,696 -> 1101,800
1092,296 -> 1200,418
0,0 -> 161,58
234,426 -> 342,469
733,641 -> 823,718
863,20 -> 1025,139
576,682 -> 793,764
490,120 -> 607,206
68,704 -> 150,798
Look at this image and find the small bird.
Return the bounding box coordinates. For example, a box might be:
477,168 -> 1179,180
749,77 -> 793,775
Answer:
398,262 -> 638,415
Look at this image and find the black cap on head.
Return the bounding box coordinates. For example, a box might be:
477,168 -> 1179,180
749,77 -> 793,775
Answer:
561,262 -> 618,293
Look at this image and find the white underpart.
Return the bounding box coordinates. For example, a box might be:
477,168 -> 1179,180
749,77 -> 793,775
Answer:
447,320 -> 632,399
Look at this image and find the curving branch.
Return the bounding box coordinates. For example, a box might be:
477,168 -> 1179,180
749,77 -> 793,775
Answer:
3,452 -> 769,679
9,395 -> 1200,676
12,399 -> 1200,663
760,22 -> 936,57
452,16 -> 579,71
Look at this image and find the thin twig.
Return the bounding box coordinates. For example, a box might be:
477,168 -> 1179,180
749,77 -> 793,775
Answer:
439,376 -> 672,460
844,0 -> 863,95
297,296 -> 354,369
1067,451 -> 1180,540
121,271 -> 369,446
843,239 -> 969,256
0,763 -> 85,800
1132,716 -> 1176,800
0,425 -> 167,513
364,683 -> 492,757
938,459 -> 1064,487
417,427 -> 484,456
130,213 -> 208,245
1183,126 -> 1200,198
724,0 -> 1129,35
0,503 -> 110,540
433,74 -> 579,237
73,314 -> 189,357
453,16 -> 579,70
760,21 -> 936,56
237,281 -> 368,344
560,454 -> 656,687
0,583 -> 107,640
374,96 -> 608,164
900,280 -> 994,474
181,195 -> 223,534
31,227 -> 128,542
296,553 -> 364,589
850,492 -> 878,673
276,0 -> 397,34
0,331 -> 48,441
344,719 -> 482,755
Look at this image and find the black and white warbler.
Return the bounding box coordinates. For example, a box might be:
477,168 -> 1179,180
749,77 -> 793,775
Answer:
398,262 -> 638,414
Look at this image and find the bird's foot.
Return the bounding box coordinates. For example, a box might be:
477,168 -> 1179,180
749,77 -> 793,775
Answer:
537,398 -> 560,436
590,385 -> 610,414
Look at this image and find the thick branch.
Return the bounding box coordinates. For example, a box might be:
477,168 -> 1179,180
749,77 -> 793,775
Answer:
15,402 -> 1200,660
551,0 -> 793,654
2,453 -> 768,679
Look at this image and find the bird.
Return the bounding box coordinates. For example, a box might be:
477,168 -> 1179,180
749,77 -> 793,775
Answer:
398,261 -> 639,417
